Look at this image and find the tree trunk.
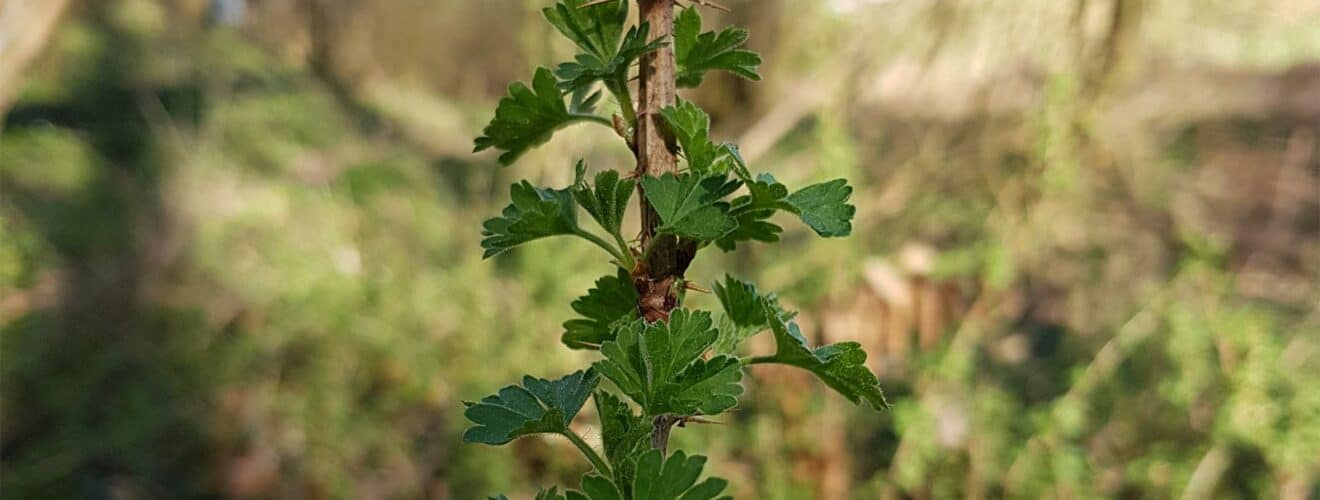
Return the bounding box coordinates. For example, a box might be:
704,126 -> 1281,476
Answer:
633,0 -> 683,452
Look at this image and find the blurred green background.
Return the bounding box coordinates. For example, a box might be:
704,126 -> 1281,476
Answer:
1,0 -> 1317,498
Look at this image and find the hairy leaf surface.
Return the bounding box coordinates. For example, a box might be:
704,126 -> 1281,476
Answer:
712,275 -> 794,353
760,300 -> 888,409
563,270 -> 639,349
594,310 -> 743,415
715,173 -> 791,251
784,179 -> 856,237
481,180 -> 579,258
463,369 -> 600,445
474,67 -> 605,165
674,7 -> 762,88
639,173 -> 738,241
573,162 -> 634,240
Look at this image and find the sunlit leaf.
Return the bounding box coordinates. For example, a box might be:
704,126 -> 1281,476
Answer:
463,369 -> 601,445
674,7 -> 762,88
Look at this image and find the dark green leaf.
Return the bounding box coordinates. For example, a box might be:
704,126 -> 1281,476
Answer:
573,161 -> 635,240
760,300 -> 888,410
594,310 -> 744,415
463,369 -> 601,445
481,180 -> 579,259
714,173 -> 791,251
474,67 -> 606,165
594,391 -> 650,488
557,23 -> 665,93
631,449 -> 730,500
784,179 -> 856,237
563,269 -> 639,349
640,173 -> 738,241
544,0 -> 628,60
712,275 -> 794,353
674,7 -> 762,88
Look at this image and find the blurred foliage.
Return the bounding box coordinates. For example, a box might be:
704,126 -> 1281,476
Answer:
2,0 -> 1318,499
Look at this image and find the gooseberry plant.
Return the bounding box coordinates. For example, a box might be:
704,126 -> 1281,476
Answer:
467,1 -> 887,498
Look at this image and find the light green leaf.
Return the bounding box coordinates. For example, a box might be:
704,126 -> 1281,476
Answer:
594,310 -> 744,415
784,179 -> 856,237
481,180 -> 579,258
632,449 -> 730,500
463,369 -> 601,445
712,275 -> 794,353
474,67 -> 607,165
674,7 -> 762,88
639,173 -> 738,241
563,270 -> 639,349
573,162 -> 635,240
659,100 -> 721,174
759,300 -> 888,410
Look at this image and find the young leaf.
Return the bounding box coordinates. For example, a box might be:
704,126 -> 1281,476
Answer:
563,269 -> 639,349
714,173 -> 791,251
573,162 -> 634,241
673,7 -> 762,88
594,391 -> 650,488
544,0 -> 628,60
640,173 -> 738,241
758,300 -> 888,410
631,449 -> 730,500
463,369 -> 601,445
474,67 -> 607,165
712,275 -> 794,353
594,310 -> 744,415
557,23 -> 665,93
481,181 -> 579,258
783,179 -> 857,237
659,100 -> 722,174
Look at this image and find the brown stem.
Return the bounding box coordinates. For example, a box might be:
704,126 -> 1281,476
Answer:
634,0 -> 688,452
633,0 -> 689,323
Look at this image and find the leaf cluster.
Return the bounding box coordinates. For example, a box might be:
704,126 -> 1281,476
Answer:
466,2 -> 884,498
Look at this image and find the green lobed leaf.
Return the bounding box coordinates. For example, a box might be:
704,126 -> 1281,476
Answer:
714,173 -> 791,251
573,162 -> 635,241
474,67 -> 605,165
563,269 -> 639,349
544,0 -> 628,60
594,310 -> 744,415
711,275 -> 795,353
631,449 -> 730,500
463,369 -> 601,445
659,100 -> 722,174
639,173 -> 739,241
557,23 -> 665,94
594,391 -> 650,489
674,7 -> 762,88
759,300 -> 889,410
784,179 -> 856,237
480,180 -> 580,258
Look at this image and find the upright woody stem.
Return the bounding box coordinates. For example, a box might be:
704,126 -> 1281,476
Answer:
633,0 -> 684,452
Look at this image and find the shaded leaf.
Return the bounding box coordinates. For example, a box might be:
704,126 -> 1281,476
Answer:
573,162 -> 635,240
463,369 -> 601,445
557,23 -> 665,93
481,180 -> 579,258
474,67 -> 606,165
594,391 -> 650,489
563,269 -> 640,349
714,173 -> 790,251
640,173 -> 738,241
674,7 -> 762,88
544,0 -> 629,60
784,179 -> 856,237
760,300 -> 888,410
594,310 -> 743,415
711,275 -> 794,353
